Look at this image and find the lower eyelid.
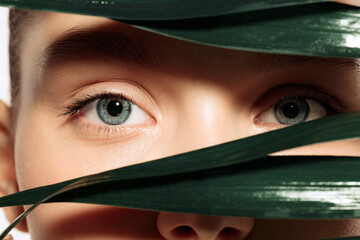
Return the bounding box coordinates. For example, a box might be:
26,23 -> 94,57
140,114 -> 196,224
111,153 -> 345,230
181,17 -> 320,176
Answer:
69,115 -> 154,141
63,102 -> 156,141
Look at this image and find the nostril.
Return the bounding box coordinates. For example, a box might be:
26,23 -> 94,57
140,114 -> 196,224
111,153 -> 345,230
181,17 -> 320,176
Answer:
218,227 -> 243,239
172,225 -> 198,238
157,212 -> 254,240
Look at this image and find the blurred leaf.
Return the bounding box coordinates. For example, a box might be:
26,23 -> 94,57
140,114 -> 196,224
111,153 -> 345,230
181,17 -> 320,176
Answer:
2,1 -> 360,57
2,157 -> 360,239
125,3 -> 360,58
2,1 -> 360,58
4,155 -> 360,238
1,112 -> 360,209
0,0 -> 328,20
0,110 -> 359,239
27,156 -> 360,219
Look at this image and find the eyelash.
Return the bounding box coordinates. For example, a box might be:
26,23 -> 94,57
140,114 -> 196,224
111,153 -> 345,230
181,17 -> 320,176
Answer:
60,90 -> 342,129
60,91 -> 133,117
276,93 -> 340,114
254,92 -> 342,126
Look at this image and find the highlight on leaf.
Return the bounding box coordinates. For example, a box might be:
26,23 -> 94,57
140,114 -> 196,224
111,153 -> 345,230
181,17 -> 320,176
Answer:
1,112 -> 360,239
0,0 -> 329,20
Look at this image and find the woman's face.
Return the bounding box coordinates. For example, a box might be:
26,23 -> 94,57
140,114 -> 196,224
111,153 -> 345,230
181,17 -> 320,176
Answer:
4,11 -> 360,239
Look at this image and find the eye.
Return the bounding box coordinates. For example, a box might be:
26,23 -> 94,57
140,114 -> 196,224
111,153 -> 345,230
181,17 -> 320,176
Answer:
258,97 -> 332,126
82,96 -> 149,126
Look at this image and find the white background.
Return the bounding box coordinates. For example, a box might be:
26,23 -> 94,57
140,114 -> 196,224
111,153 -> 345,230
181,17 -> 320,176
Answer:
0,7 -> 30,240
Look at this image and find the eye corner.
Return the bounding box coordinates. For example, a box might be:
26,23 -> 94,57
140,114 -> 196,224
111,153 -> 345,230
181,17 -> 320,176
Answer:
253,114 -> 265,125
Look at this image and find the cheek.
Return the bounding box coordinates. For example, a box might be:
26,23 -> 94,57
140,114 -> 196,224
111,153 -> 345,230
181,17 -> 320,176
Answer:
14,108 -> 161,190
13,108 -> 163,239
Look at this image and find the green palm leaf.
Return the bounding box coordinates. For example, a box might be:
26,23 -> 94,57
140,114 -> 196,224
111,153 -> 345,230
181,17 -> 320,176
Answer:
2,1 -> 360,57
0,0 -> 328,20
1,112 -> 360,239
2,112 -> 360,207
125,3 -> 360,57
5,156 -> 360,219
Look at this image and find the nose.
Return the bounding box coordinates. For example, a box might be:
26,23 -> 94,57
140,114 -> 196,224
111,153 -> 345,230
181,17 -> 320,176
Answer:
157,212 -> 254,240
167,93 -> 248,155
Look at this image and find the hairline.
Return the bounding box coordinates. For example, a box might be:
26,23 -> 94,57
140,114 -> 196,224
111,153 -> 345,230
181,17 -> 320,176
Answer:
9,9 -> 41,123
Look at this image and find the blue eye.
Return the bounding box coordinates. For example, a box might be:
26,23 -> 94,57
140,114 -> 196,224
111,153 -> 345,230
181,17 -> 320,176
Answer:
80,95 -> 149,126
274,98 -> 309,125
97,98 -> 132,125
258,97 -> 330,126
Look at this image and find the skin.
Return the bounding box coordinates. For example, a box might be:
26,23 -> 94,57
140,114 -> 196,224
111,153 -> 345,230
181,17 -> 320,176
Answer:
0,12 -> 360,240
333,0 -> 360,7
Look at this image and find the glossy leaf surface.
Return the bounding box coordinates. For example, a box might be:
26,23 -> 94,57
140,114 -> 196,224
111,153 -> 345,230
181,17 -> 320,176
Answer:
11,156 -> 360,219
125,3 -> 360,58
0,0 -> 327,20
1,112 -> 360,218
1,1 -> 360,58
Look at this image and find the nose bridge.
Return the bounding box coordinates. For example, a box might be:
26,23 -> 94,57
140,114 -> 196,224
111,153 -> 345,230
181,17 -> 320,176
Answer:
175,91 -> 241,151
157,212 -> 254,240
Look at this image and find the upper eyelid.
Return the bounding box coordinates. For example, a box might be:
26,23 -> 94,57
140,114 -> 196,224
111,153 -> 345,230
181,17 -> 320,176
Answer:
288,96 -> 340,114
273,96 -> 340,115
252,85 -> 343,110
276,95 -> 334,110
271,95 -> 338,112
251,88 -> 344,121
57,80 -> 162,126
59,92 -> 132,117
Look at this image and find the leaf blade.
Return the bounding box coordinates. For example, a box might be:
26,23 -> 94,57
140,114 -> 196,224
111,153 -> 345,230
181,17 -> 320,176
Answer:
1,112 -> 360,217
125,3 -> 360,58
0,0 -> 328,20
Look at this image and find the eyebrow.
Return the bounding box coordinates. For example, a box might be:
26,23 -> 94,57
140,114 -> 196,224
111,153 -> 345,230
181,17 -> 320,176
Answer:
40,26 -> 156,71
253,53 -> 359,72
39,26 -> 359,73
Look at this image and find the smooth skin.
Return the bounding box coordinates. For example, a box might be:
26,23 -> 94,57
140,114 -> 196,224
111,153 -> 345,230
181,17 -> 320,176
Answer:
0,12 -> 360,240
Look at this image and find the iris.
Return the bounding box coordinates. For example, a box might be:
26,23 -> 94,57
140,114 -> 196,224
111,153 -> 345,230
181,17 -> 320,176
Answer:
274,98 -> 309,125
96,98 -> 132,125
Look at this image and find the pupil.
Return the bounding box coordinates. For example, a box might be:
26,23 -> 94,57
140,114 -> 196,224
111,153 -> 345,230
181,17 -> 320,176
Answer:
107,100 -> 123,117
282,102 -> 299,119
